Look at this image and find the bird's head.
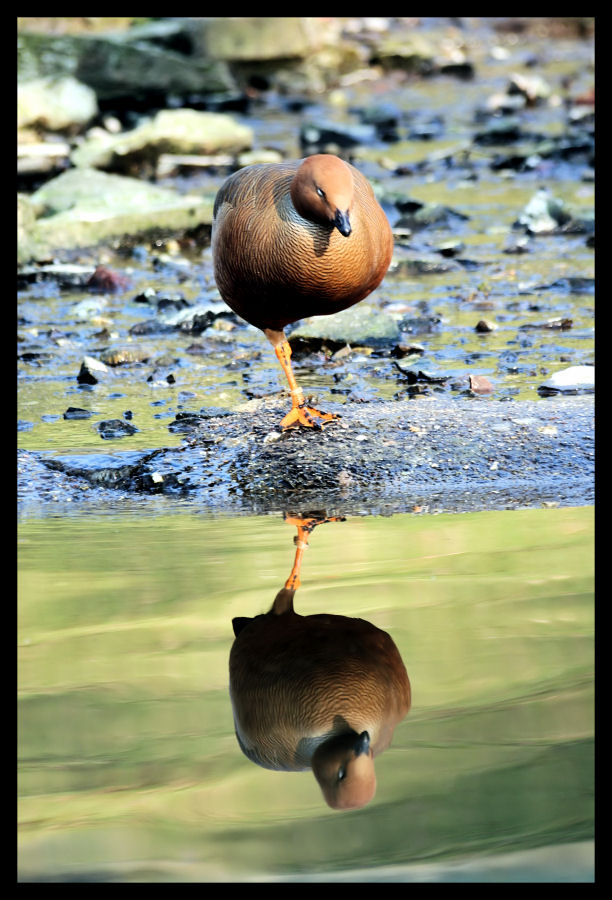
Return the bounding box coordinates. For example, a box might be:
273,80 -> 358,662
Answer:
291,154 -> 354,237
312,730 -> 376,810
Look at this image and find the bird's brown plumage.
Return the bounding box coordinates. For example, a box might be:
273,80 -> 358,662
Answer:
212,154 -> 393,429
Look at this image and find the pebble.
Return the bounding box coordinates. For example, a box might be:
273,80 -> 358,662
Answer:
100,347 -> 151,366
475,319 -> 497,333
97,419 -> 138,440
469,375 -> 493,394
63,407 -> 94,420
72,297 -> 107,320
263,430 -> 283,444
77,355 -> 109,385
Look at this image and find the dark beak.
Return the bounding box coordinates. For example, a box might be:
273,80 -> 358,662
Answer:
354,731 -> 370,756
333,209 -> 352,237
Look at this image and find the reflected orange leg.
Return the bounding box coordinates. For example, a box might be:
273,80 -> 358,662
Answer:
274,340 -> 339,431
283,515 -> 345,591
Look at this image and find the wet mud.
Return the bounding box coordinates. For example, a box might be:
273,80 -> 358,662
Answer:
18,393 -> 593,518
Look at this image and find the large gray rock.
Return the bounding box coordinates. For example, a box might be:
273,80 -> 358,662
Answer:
289,303 -> 400,348
194,17 -> 331,61
19,167 -> 214,263
71,108 -> 253,170
17,28 -> 234,99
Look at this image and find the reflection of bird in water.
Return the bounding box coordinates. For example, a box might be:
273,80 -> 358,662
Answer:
212,154 -> 393,430
229,515 -> 411,810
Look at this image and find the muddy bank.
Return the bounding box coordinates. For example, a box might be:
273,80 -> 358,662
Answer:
18,394 -> 593,518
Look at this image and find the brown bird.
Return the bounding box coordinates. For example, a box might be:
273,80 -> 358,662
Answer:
212,154 -> 394,430
229,516 -> 411,810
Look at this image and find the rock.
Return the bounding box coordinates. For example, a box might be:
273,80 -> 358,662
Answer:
435,239 -> 465,258
17,138 -> 69,179
299,120 -> 377,152
390,342 -> 425,359
194,16 -> 329,61
483,91 -> 527,115
237,149 -> 284,167
128,320 -> 175,337
63,407 -> 94,420
534,277 -> 594,294
99,347 -> 151,366
17,76 -> 98,131
288,303 -> 400,349
504,235 -> 533,254
97,418 -> 138,439
514,188 -> 572,234
71,109 -> 253,171
147,370 -> 176,386
157,302 -> 234,333
86,266 -> 129,293
406,112 -> 446,141
492,134 -> 594,174
469,374 -> 494,394
17,262 -> 97,289
390,256 -> 462,276
17,27 -> 234,101
72,297 -> 108,321
475,319 -> 497,333
357,103 -> 401,141
473,116 -> 524,145
519,317 -> 573,331
373,28 -> 473,78
397,314 -> 442,335
508,72 -> 553,105
393,363 -> 449,387
21,168 -> 214,261
372,30 -> 438,74
17,194 -> 47,265
538,365 -> 594,394
18,351 -> 55,365
77,355 -> 110,385
394,202 -> 469,231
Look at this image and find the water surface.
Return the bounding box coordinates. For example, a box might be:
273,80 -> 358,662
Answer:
18,506 -> 594,882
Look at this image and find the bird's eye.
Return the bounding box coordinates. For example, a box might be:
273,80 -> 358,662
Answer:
338,767 -> 346,781
316,187 -> 326,198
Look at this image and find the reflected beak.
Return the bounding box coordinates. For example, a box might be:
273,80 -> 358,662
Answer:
354,730 -> 370,756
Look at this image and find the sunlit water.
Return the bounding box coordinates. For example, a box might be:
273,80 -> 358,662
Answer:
18,506 -> 594,882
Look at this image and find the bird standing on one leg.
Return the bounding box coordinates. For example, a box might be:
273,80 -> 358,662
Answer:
212,154 -> 393,430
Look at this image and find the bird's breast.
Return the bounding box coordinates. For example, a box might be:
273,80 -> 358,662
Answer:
214,196 -> 390,314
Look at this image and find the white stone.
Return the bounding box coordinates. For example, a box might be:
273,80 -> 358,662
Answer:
540,365 -> 594,391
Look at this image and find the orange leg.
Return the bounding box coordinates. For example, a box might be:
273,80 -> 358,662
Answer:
274,340 -> 339,431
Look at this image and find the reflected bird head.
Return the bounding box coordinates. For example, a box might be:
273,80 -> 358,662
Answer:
312,730 -> 376,810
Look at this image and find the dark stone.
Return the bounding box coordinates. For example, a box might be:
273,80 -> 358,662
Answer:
393,362 -> 449,385
299,120 -> 377,152
97,419 -> 138,440
129,320 -> 175,336
63,407 -> 94,420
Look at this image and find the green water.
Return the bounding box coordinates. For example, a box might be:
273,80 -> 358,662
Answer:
17,506 -> 594,882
